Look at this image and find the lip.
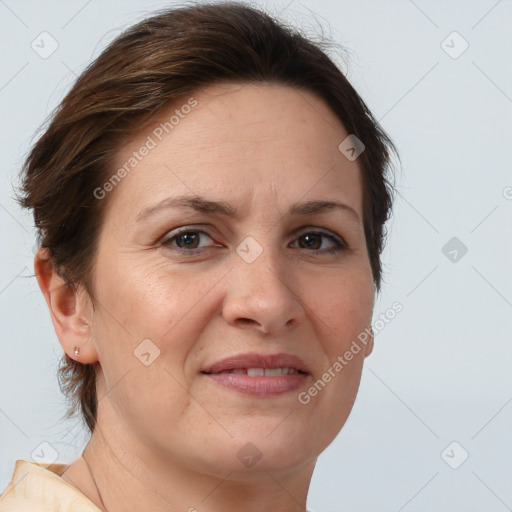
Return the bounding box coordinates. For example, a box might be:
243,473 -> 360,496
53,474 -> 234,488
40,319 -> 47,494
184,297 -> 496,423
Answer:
201,352 -> 310,397
202,352 -> 310,374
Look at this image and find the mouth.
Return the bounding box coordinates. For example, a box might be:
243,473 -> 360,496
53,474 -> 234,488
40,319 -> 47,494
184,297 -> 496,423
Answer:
201,352 -> 310,396
212,367 -> 305,376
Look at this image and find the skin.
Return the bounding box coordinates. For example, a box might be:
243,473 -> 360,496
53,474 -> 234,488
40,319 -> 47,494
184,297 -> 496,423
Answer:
35,82 -> 375,512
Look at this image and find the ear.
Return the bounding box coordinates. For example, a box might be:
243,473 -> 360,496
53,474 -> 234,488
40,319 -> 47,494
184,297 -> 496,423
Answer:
34,247 -> 99,364
364,328 -> 374,357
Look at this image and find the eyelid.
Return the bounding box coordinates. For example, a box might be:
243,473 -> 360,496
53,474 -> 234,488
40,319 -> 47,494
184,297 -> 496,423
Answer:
290,226 -> 347,247
160,226 -> 218,247
160,224 -> 348,254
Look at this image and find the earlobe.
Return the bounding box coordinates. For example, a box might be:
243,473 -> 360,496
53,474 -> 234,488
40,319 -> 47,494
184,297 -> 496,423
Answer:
34,247 -> 99,364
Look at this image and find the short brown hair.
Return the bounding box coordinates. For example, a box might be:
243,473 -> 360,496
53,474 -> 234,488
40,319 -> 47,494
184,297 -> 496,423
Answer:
18,1 -> 396,434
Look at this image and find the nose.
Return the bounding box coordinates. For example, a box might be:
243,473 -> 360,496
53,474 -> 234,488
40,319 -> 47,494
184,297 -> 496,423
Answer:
222,248 -> 305,336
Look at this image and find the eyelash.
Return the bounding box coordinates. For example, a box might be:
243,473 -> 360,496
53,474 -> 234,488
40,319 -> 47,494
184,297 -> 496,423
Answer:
160,227 -> 348,256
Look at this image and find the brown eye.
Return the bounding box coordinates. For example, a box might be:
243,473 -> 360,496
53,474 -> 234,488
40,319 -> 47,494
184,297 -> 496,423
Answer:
298,233 -> 322,250
175,232 -> 200,249
162,229 -> 216,253
292,230 -> 346,254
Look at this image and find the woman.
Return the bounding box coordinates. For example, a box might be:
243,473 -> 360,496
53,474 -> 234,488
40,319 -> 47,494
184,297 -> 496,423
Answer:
0,2 -> 396,510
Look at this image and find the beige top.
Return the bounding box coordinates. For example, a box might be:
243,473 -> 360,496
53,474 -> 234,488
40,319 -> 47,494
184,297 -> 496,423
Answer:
0,459 -> 102,511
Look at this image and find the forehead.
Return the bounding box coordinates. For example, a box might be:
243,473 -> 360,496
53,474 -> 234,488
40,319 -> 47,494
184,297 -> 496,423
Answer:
105,82 -> 364,220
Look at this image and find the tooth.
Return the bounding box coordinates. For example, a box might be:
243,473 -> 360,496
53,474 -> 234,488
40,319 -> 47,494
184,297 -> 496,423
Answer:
265,368 -> 285,376
247,368 -> 265,377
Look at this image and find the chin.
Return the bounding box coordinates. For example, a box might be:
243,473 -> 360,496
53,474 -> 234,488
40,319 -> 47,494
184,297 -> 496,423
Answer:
214,425 -> 324,474
198,443 -> 318,479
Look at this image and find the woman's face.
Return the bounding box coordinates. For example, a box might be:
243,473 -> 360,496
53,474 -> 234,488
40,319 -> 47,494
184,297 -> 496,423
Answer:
86,82 -> 374,476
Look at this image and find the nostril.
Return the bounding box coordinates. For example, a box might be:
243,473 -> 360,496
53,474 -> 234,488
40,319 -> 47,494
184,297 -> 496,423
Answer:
238,318 -> 258,327
236,318 -> 270,334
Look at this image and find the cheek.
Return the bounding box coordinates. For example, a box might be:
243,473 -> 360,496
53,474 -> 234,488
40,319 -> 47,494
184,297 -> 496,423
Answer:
306,264 -> 374,347
89,259 -> 211,428
92,257 -> 223,364
310,266 -> 372,427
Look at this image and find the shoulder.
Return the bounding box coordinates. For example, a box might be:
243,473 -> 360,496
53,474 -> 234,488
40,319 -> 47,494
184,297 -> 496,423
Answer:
0,459 -> 102,511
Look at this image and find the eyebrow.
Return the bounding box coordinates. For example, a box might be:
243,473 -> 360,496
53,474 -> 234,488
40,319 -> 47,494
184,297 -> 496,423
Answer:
136,196 -> 237,222
289,199 -> 360,222
135,195 -> 360,223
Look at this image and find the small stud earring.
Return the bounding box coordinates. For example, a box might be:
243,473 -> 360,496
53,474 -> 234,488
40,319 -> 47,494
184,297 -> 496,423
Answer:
74,346 -> 80,356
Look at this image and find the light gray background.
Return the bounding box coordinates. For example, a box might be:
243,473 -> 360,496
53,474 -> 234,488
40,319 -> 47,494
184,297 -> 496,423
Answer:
1,1 -> 511,511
